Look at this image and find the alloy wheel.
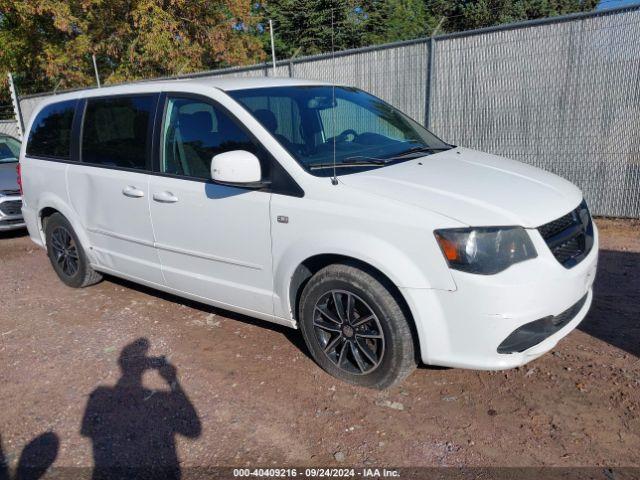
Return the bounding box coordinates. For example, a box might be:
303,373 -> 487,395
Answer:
312,289 -> 385,375
50,226 -> 79,277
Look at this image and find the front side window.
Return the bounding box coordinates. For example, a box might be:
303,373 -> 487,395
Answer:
0,135 -> 21,163
82,95 -> 153,170
26,100 -> 76,159
229,86 -> 452,176
161,97 -> 257,179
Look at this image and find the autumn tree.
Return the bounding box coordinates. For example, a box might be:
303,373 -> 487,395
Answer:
0,0 -> 266,101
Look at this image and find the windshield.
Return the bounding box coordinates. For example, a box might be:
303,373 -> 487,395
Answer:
0,135 -> 21,164
228,86 -> 452,176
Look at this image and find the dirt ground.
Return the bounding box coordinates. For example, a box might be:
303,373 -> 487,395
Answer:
0,218 -> 638,474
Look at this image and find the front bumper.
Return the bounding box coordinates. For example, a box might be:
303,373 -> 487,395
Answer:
402,223 -> 599,370
0,195 -> 25,231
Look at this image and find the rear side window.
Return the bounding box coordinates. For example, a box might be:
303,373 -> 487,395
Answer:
26,100 -> 76,159
82,95 -> 154,170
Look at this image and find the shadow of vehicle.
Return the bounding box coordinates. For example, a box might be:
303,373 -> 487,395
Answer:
0,229 -> 27,240
579,249 -> 640,357
80,338 -> 201,480
102,274 -> 312,361
0,431 -> 59,480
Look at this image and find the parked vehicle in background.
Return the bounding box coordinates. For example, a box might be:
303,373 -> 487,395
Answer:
0,134 -> 25,232
19,78 -> 598,389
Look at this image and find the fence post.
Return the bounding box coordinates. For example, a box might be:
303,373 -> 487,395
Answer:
269,19 -> 277,75
424,36 -> 436,129
7,72 -> 24,139
288,60 -> 294,78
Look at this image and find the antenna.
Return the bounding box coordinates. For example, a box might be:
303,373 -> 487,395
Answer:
330,8 -> 338,186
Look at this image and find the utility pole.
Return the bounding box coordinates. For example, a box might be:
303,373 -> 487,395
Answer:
7,73 -> 24,139
269,19 -> 277,75
92,54 -> 101,87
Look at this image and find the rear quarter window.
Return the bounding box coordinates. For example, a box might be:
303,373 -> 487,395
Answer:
26,100 -> 77,159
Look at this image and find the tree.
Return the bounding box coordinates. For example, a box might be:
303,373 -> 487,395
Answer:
0,0 -> 267,101
361,0 -> 432,45
261,0 -> 369,58
425,0 -> 599,34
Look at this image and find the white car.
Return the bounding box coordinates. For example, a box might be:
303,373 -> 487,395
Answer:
19,78 -> 598,388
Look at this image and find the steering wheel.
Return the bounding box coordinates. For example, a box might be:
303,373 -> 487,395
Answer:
336,129 -> 358,143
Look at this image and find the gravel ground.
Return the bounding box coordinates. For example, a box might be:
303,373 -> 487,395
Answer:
0,219 -> 638,474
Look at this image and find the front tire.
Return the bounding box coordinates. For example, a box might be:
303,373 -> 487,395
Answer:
299,263 -> 416,389
45,213 -> 102,288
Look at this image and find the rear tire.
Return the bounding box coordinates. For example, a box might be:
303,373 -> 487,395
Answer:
298,263 -> 416,389
45,213 -> 102,288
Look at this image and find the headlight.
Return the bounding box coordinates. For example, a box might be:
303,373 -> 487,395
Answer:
434,227 -> 537,275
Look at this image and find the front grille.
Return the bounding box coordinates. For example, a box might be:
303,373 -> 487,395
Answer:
538,211 -> 575,239
0,189 -> 20,196
537,200 -> 594,268
0,199 -> 22,216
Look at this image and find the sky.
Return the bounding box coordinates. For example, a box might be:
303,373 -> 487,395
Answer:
597,0 -> 640,10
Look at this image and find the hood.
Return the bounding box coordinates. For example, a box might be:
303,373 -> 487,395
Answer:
339,147 -> 583,227
0,162 -> 19,193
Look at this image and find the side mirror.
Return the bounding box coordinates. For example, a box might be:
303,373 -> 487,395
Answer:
211,150 -> 264,187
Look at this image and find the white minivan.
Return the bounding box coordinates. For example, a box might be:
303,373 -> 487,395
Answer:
20,78 -> 598,388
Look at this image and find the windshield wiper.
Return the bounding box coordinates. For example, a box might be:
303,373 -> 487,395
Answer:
340,146 -> 453,165
310,145 -> 455,170
390,145 -> 453,158
309,159 -> 388,170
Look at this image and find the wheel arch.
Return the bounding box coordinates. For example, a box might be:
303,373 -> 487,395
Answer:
288,253 -> 422,362
35,196 -> 95,263
40,206 -> 58,232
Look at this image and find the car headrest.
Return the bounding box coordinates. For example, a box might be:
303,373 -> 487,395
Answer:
177,111 -> 213,141
253,109 -> 278,133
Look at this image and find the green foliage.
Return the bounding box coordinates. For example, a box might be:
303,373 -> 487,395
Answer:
361,0 -> 432,44
427,0 -> 599,34
261,0 -> 368,58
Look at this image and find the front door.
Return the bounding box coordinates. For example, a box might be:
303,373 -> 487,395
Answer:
148,95 -> 273,317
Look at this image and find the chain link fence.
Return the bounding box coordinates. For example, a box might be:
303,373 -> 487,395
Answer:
13,5 -> 640,217
430,7 -> 640,218
0,119 -> 19,137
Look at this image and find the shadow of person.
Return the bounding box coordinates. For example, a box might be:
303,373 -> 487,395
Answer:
0,432 -> 59,480
81,338 -> 201,480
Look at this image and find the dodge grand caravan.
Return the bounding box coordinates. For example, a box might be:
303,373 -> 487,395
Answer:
20,78 -> 598,388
